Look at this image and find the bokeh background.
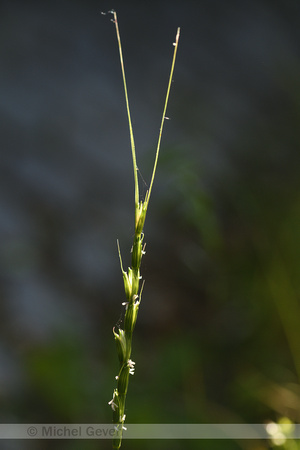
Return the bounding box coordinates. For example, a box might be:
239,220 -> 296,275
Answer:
1,0 -> 300,449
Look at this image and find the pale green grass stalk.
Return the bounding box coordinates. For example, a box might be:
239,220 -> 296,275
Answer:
106,11 -> 180,449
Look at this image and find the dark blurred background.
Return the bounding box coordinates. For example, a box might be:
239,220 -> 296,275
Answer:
1,0 -> 300,449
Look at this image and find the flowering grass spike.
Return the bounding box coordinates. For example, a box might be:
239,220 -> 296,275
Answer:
106,10 -> 180,449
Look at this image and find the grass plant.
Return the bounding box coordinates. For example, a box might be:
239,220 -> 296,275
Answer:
104,10 -> 180,449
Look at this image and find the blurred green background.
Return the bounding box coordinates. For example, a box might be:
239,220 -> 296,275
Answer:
0,0 -> 300,449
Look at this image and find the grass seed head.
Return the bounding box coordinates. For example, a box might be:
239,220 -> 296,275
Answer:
113,327 -> 127,366
124,300 -> 140,334
135,200 -> 148,235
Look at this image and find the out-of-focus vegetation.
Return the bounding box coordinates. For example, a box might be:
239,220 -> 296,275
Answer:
0,1 -> 300,449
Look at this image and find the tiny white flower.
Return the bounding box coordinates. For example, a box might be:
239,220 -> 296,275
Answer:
108,398 -> 118,411
128,359 -> 136,375
114,422 -> 127,431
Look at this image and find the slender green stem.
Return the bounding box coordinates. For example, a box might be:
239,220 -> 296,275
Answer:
146,27 -> 180,207
113,11 -> 139,213
108,11 -> 180,449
